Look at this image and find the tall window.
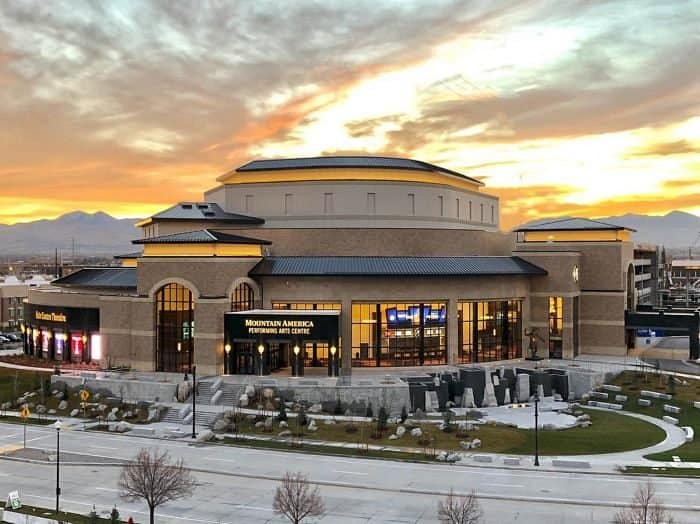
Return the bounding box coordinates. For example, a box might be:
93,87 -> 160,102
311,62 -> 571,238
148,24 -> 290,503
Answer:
458,300 -> 522,363
244,194 -> 254,213
456,198 -> 460,219
549,296 -> 563,359
408,193 -> 415,215
469,201 -> 473,221
491,205 -> 495,223
351,302 -> 447,367
155,283 -> 194,372
438,195 -> 444,216
231,283 -> 255,311
324,193 -> 334,214
284,194 -> 293,215
480,203 -> 484,222
367,192 -> 376,214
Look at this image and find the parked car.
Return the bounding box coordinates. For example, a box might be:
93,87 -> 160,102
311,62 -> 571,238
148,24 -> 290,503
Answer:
6,333 -> 22,342
0,335 -> 10,344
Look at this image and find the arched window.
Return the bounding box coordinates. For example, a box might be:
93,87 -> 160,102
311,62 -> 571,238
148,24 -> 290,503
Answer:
155,283 -> 194,372
231,282 -> 255,311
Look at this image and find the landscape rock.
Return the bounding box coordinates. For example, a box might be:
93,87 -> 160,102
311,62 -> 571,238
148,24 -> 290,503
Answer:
213,419 -> 229,432
278,430 -> 292,437
36,404 -> 46,414
263,388 -> 275,399
48,409 -> 56,415
388,434 -> 399,440
460,440 -> 472,450
308,403 -> 322,413
115,421 -> 132,433
238,394 -> 249,407
471,438 -> 482,449
70,408 -> 79,417
57,400 -> 68,410
264,417 -> 274,430
396,426 -> 406,437
255,421 -> 264,428
107,412 -> 118,422
147,407 -> 161,422
414,408 -> 426,420
410,427 -> 423,438
279,421 -> 288,428
196,430 -> 214,442
245,385 -> 256,398
323,419 -> 337,425
54,391 -> 64,400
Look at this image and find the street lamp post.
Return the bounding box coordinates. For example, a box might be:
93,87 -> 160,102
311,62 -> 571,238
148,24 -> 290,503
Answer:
534,393 -> 540,466
191,365 -> 197,439
257,344 -> 265,376
54,420 -> 62,513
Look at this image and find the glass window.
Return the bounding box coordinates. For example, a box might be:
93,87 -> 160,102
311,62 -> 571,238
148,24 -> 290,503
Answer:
549,296 -> 563,359
155,283 -> 195,372
458,300 -> 522,363
231,283 -> 255,311
352,302 -> 447,367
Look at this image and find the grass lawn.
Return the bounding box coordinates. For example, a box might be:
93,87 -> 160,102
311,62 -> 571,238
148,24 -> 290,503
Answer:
622,466 -> 700,478
604,371 -> 700,462
229,407 -> 664,456
0,501 -> 123,523
0,366 -> 51,406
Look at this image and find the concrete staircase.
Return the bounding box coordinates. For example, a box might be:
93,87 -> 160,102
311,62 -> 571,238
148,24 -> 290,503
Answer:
160,406 -> 222,428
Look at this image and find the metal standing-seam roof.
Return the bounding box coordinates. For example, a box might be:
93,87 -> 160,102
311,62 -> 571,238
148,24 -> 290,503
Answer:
52,268 -> 137,289
146,202 -> 264,224
514,217 -> 636,232
233,156 -> 484,186
250,256 -> 547,277
132,229 -> 271,245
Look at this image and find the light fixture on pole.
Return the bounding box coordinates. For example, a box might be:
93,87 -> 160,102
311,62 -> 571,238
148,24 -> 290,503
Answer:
257,344 -> 265,376
330,345 -> 337,376
224,343 -> 231,374
293,345 -> 300,377
534,392 -> 540,466
53,419 -> 62,513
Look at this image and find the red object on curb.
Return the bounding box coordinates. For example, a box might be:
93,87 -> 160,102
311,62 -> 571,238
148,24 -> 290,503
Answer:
128,518 -> 134,524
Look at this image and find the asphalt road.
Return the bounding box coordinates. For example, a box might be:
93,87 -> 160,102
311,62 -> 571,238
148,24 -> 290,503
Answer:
1,422 -> 699,523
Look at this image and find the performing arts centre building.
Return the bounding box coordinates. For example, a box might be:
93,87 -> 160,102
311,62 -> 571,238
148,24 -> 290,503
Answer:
23,156 -> 637,377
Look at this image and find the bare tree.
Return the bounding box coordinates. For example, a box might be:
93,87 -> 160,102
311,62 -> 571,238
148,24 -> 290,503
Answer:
613,481 -> 675,524
438,489 -> 483,524
118,448 -> 196,524
273,471 -> 325,524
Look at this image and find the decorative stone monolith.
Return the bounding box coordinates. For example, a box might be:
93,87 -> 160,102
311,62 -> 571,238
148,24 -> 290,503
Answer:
516,374 -> 529,403
462,388 -> 475,408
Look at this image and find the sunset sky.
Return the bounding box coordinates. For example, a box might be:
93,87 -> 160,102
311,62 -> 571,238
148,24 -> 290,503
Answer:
1,0 -> 699,230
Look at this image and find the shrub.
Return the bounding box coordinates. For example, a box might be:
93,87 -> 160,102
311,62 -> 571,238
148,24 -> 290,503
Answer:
110,505 -> 120,524
377,407 -> 388,433
278,403 -> 288,422
365,402 -> 373,419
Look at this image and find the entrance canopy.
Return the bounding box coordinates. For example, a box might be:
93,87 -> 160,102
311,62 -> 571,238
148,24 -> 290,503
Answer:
225,309 -> 340,343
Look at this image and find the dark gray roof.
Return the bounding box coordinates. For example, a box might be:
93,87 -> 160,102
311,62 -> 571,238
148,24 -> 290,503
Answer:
235,156 -> 483,185
250,256 -> 546,277
132,229 -> 271,245
514,217 -> 636,232
52,268 -> 137,289
148,202 -> 263,224
114,251 -> 141,259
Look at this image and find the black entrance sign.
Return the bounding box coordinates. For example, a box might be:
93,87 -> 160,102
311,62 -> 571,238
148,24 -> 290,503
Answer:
225,311 -> 339,342
24,303 -> 99,331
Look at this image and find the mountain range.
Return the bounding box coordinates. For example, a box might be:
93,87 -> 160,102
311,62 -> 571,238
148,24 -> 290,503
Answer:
0,212 -> 139,256
1,209 -> 699,256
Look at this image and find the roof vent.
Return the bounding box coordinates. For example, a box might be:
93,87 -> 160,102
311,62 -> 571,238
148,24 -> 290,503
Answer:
181,204 -> 193,209
197,204 -> 209,209
204,211 -> 216,217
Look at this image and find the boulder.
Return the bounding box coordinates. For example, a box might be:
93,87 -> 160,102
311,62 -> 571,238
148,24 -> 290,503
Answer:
98,404 -> 108,412
57,399 -> 68,410
460,440 -> 472,450
196,430 -> 214,442
245,385 -> 256,398
437,451 -> 448,461
388,434 -> 399,440
278,430 -> 292,437
414,408 -> 426,420
107,412 -> 118,422
263,388 -> 275,399
396,425 -> 406,437
308,403 -> 322,413
279,421 -> 289,429
115,421 -> 132,433
323,419 -> 337,425
147,408 -> 161,422
36,404 -> 46,414
238,394 -> 249,407
255,421 -> 264,428
410,427 -> 423,438
213,419 -> 229,432
308,425 -> 318,432
471,438 -> 482,449
70,409 -> 79,417
446,453 -> 461,462
54,391 -> 64,400
264,417 -> 274,430
111,407 -> 119,414
48,409 -> 56,415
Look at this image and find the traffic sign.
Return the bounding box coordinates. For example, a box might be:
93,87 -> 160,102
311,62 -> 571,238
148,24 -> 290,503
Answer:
20,406 -> 30,419
79,389 -> 90,402
7,490 -> 21,510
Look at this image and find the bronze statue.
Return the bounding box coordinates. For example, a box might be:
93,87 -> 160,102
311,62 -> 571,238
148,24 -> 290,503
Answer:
524,327 -> 544,360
